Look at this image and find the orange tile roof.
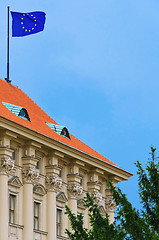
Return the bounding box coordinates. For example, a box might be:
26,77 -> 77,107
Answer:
0,79 -> 117,166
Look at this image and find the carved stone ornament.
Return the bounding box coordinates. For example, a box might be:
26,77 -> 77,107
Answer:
105,196 -> 116,212
22,167 -> 40,184
67,183 -> 83,198
90,190 -> 102,204
0,157 -> 15,175
33,184 -> 47,196
77,198 -> 85,209
56,192 -> 68,203
8,176 -> 23,188
45,175 -> 62,191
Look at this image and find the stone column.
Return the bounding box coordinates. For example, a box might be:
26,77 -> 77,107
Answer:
105,195 -> 116,223
105,179 -> 117,223
67,174 -> 83,230
84,208 -> 89,229
0,148 -> 15,240
22,157 -> 39,240
69,197 -> 77,215
87,181 -> 103,229
46,165 -> 62,240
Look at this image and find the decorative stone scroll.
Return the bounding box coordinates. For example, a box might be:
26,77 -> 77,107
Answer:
45,175 -> 62,191
90,190 -> 102,204
67,183 -> 83,198
0,157 -> 15,175
22,167 -> 40,184
105,196 -> 116,213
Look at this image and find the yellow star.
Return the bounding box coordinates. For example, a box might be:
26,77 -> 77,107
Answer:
32,28 -> 34,30
31,15 -> 33,16
21,18 -> 23,20
25,29 -> 27,31
21,22 -> 23,24
34,20 -> 36,22
33,17 -> 36,18
22,27 -> 25,29
23,14 -> 25,16
29,30 -> 31,32
35,24 -> 37,26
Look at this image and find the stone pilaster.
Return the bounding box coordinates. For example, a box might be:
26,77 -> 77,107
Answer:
0,147 -> 15,240
105,195 -> 116,223
46,164 -> 62,240
67,174 -> 83,229
105,179 -> 118,223
22,156 -> 39,240
86,180 -> 103,229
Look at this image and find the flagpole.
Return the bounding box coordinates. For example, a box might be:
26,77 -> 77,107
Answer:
5,6 -> 11,83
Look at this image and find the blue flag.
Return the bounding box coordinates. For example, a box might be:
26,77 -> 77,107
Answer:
11,11 -> 46,37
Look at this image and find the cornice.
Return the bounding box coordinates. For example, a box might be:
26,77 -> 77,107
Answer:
0,116 -> 133,181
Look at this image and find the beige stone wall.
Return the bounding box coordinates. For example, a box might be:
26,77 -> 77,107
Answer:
0,125 -> 131,240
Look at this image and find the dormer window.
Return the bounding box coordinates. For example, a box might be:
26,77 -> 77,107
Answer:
18,108 -> 30,121
46,122 -> 70,139
19,109 -> 26,117
2,102 -> 30,121
61,127 -> 70,139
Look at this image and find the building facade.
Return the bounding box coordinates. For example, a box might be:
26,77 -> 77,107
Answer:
0,79 -> 132,240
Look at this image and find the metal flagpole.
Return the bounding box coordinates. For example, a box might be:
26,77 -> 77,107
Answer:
5,6 -> 11,83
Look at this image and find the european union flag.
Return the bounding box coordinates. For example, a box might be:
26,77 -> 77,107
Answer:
11,11 -> 46,37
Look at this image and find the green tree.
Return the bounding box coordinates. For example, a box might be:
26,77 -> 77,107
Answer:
65,147 -> 159,240
65,193 -> 126,240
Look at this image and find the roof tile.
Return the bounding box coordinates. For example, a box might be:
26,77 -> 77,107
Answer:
0,79 -> 117,166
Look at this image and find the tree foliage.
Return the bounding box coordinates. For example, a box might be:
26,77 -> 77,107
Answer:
65,193 -> 125,240
65,147 -> 159,240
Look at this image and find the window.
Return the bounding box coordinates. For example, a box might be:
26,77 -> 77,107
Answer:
35,155 -> 41,170
18,108 -> 30,121
61,127 -> 70,139
58,169 -> 62,177
19,109 -> 26,117
34,202 -> 40,230
9,194 -> 15,223
11,150 -> 15,160
56,209 -> 62,236
35,160 -> 40,169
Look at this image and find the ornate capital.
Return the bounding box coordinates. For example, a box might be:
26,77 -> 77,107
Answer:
0,157 -> 15,175
22,167 -> 40,184
67,183 -> 83,198
90,190 -> 102,204
46,175 -> 62,191
105,196 -> 116,212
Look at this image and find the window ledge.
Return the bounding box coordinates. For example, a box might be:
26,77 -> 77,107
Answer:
9,223 -> 24,229
57,235 -> 68,240
34,229 -> 48,235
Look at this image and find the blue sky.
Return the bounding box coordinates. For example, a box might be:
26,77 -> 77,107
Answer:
1,0 -> 159,210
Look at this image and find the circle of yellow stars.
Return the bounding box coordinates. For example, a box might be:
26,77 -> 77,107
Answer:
21,13 -> 37,33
